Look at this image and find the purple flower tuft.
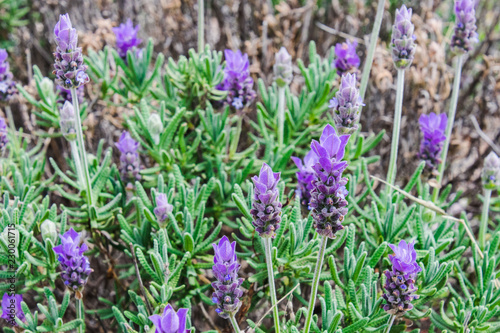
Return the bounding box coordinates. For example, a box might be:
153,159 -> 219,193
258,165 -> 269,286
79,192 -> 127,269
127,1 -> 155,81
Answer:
417,112 -> 447,174
217,50 -> 256,110
388,240 -> 422,275
309,124 -> 350,238
113,19 -> 142,59
333,40 -> 360,76
52,228 -> 92,291
115,131 -> 141,187
211,236 -> 244,319
291,150 -> 318,205
482,152 -> 500,190
149,304 -> 191,333
154,193 -> 174,223
53,14 -> 89,89
250,163 -> 282,238
0,116 -> 8,152
329,73 -> 364,134
451,0 -> 478,53
391,5 -> 416,69
1,293 -> 25,326
0,49 -> 17,101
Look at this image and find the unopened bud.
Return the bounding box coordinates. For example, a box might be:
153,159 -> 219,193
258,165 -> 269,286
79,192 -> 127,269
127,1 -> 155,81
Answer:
40,78 -> 54,97
273,47 -> 293,88
41,220 -> 58,245
148,113 -> 163,145
59,101 -> 77,141
482,152 -> 500,190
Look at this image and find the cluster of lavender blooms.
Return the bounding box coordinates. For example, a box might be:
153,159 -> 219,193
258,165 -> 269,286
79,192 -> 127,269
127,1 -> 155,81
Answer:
115,131 -> 141,187
57,84 -> 84,104
154,193 -> 174,223
333,40 -> 360,76
274,47 -> 293,87
309,125 -> 350,238
382,240 -> 421,316
329,73 -> 364,134
482,152 -> 500,190
417,112 -> 448,174
217,49 -> 256,110
149,304 -> 190,333
250,163 -> 282,238
53,228 -> 92,292
59,101 -> 77,141
0,116 -> 7,152
113,19 -> 142,59
291,150 -> 318,205
1,293 -> 25,326
391,5 -> 416,70
0,49 -> 17,101
450,0 -> 478,53
211,236 -> 244,318
53,14 -> 89,89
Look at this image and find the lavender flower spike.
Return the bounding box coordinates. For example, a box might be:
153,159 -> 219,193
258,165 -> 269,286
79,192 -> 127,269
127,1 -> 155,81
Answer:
0,116 -> 8,152
217,49 -> 256,110
250,163 -> 282,238
391,5 -> 416,70
333,40 -> 360,76
53,228 -> 92,292
113,19 -> 142,59
53,14 -> 89,89
211,236 -> 244,319
451,0 -> 478,53
291,150 -> 318,205
0,49 -> 17,101
417,112 -> 447,174
382,240 -> 421,317
329,73 -> 364,134
274,47 -> 293,87
482,152 -> 500,190
154,193 -> 174,223
309,124 -> 350,238
1,293 -> 25,326
115,131 -> 141,187
149,304 -> 191,333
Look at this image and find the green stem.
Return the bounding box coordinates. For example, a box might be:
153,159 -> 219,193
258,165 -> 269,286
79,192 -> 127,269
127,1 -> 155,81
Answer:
70,140 -> 84,187
432,55 -> 464,202
277,87 -> 285,150
263,237 -> 280,332
76,297 -> 85,333
358,0 -> 385,105
304,235 -> 328,333
4,105 -> 20,156
478,188 -> 492,250
198,0 -> 204,52
386,69 -> 405,200
5,105 -> 15,132
383,315 -> 395,333
229,313 -> 241,333
229,114 -> 242,159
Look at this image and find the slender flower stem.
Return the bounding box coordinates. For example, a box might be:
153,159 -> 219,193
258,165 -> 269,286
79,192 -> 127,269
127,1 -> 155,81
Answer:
229,313 -> 242,333
384,315 -> 395,333
386,69 -> 405,200
359,0 -> 386,106
277,87 -> 285,149
304,235 -> 328,333
263,237 -> 280,333
70,140 -> 84,186
478,188 -> 492,250
76,297 -> 85,333
432,55 -> 464,202
198,0 -> 204,52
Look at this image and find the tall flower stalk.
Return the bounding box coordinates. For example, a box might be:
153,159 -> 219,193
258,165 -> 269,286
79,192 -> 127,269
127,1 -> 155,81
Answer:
274,47 -> 292,149
478,152 -> 500,249
198,0 -> 204,52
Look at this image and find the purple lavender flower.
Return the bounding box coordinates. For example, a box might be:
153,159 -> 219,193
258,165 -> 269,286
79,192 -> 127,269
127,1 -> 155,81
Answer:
451,0 -> 478,53
112,19 -> 142,59
149,304 -> 190,333
382,240 -> 421,317
291,150 -> 318,205
250,163 -> 282,238
274,47 -> 293,87
52,228 -> 92,291
482,152 -> 500,190
211,236 -> 244,319
417,112 -> 447,174
0,49 -> 17,101
53,14 -> 89,89
57,84 -> 84,104
333,40 -> 360,76
59,101 -> 77,141
154,193 -> 174,223
329,73 -> 363,134
217,49 -> 256,110
0,116 -> 8,152
1,293 -> 25,326
115,131 -> 141,187
309,124 -> 350,238
391,6 -> 416,70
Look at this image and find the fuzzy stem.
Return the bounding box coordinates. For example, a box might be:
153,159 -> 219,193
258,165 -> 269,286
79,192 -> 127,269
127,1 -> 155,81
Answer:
384,314 -> 395,333
198,0 -> 205,53
263,237 -> 280,332
358,0 -> 385,105
432,55 -> 464,202
76,297 -> 85,333
70,140 -> 84,186
386,69 -> 405,200
478,188 -> 492,250
277,86 -> 286,149
229,313 -> 242,333
304,235 -> 328,333
71,88 -> 96,228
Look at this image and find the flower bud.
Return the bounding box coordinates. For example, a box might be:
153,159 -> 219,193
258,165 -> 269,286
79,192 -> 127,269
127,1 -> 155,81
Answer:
41,220 -> 58,245
422,208 -> 436,223
391,6 -> 416,70
482,152 -> 500,190
274,47 -> 293,88
148,113 -> 163,145
40,77 -> 54,97
59,101 -> 77,141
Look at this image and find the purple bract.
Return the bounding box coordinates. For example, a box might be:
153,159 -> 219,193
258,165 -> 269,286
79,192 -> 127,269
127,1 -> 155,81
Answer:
149,304 -> 190,333
334,40 -> 360,76
113,19 -> 142,59
0,116 -> 8,152
329,73 -> 363,134
388,240 -> 422,275
417,112 -> 447,174
1,293 -> 25,326
0,49 -> 17,101
154,193 -> 174,223
391,5 -> 416,69
451,0 -> 478,53
291,150 -> 318,205
115,131 -> 141,187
